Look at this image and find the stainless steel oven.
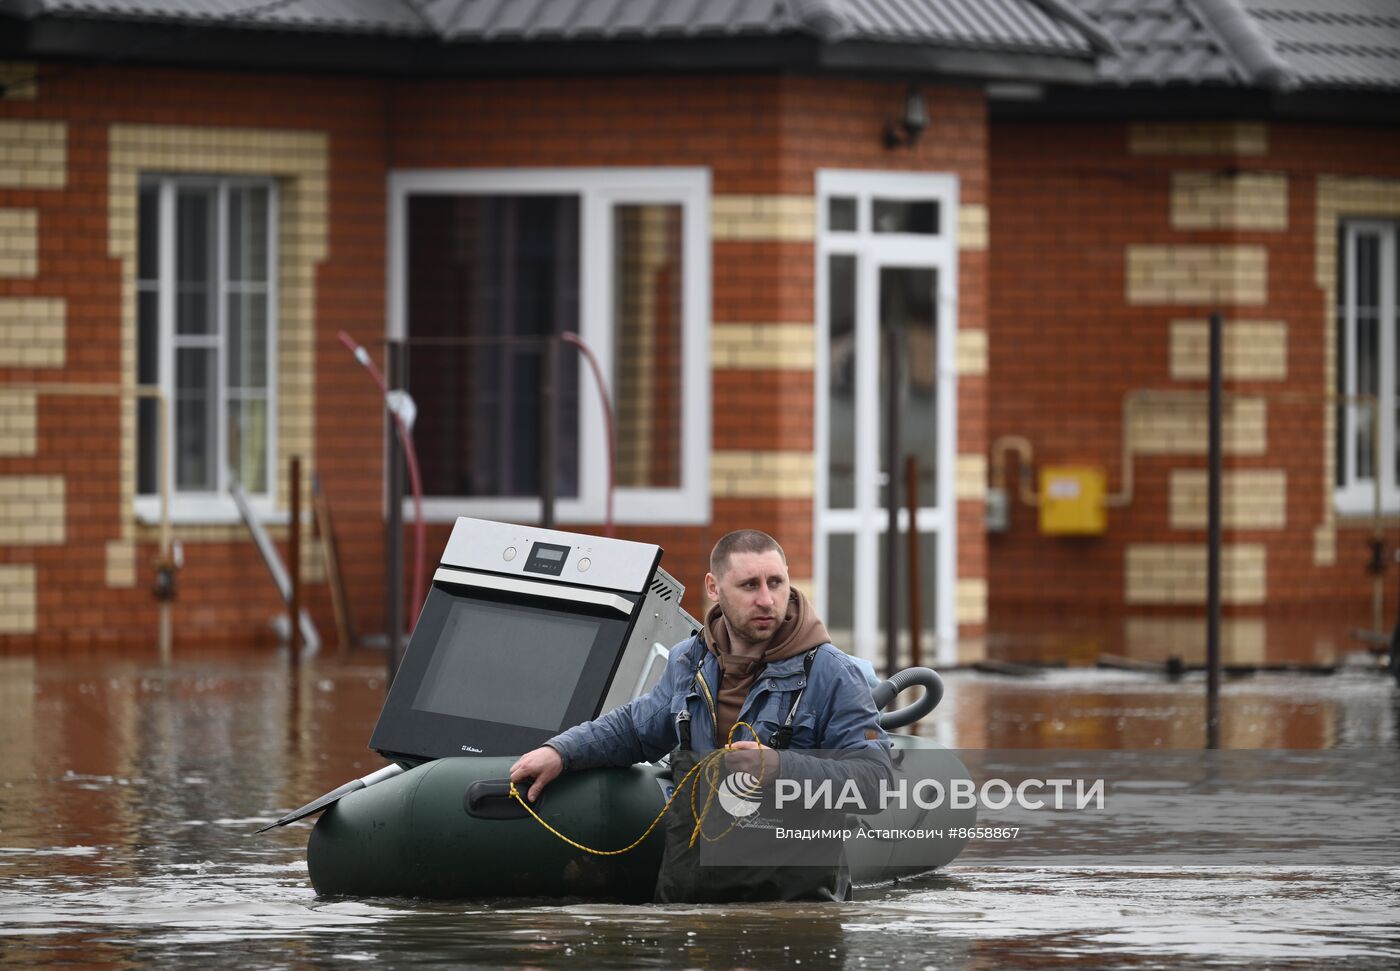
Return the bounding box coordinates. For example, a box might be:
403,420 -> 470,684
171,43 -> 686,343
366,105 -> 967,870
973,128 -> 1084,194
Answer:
370,518 -> 699,763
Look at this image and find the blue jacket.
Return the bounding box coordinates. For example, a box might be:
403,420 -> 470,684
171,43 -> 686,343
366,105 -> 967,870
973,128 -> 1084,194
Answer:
548,636 -> 892,791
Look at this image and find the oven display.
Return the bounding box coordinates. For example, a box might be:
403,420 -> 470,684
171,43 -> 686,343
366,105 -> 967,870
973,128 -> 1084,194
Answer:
523,542 -> 571,576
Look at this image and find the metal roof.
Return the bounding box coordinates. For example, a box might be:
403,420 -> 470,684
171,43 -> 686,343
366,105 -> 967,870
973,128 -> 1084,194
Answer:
1068,0 -> 1400,91
4,0 -> 433,35
1072,0 -> 1243,86
1240,0 -> 1400,90
2,0 -> 1104,55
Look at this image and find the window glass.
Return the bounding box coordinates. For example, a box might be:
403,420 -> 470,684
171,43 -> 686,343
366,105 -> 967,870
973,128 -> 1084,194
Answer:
872,198 -> 939,235
827,254 -> 856,509
406,194 -> 581,500
613,203 -> 683,489
136,178 -> 275,501
878,266 -> 938,508
828,197 -> 857,232
1336,222 -> 1399,511
175,346 -> 217,490
175,188 -> 216,336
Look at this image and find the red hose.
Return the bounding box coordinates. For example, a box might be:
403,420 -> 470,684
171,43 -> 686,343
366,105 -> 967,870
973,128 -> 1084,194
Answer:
337,331 -> 426,623
561,331 -> 615,537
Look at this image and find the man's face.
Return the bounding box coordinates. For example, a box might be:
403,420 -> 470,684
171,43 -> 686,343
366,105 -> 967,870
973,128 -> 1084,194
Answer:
705,549 -> 790,649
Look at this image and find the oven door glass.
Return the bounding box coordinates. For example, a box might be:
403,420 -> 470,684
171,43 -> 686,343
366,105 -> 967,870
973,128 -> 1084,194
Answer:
370,578 -> 640,761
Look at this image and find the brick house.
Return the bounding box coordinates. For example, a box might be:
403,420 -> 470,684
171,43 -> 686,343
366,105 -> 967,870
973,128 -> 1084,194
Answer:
987,0 -> 1400,666
0,1 -> 1397,669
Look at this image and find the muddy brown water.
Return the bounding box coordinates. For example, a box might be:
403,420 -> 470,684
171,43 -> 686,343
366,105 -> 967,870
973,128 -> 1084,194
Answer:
1,652 -> 1397,969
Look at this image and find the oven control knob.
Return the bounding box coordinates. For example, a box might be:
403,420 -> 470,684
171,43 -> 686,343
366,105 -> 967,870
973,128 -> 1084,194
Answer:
577,557 -> 592,573
503,546 -> 517,562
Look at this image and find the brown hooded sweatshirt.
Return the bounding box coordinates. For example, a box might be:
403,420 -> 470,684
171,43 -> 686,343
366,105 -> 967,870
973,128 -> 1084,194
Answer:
703,587 -> 830,745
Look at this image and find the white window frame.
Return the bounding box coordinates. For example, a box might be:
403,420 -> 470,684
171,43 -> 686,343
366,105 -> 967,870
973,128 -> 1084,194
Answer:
388,168 -> 711,525
1336,220 -> 1399,516
134,175 -> 281,525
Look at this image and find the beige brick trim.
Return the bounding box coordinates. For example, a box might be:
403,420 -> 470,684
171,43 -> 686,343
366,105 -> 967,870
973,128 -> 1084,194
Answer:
956,328 -> 987,377
1131,395 -> 1266,456
0,297 -> 65,367
957,204 -> 988,251
1169,468 -> 1286,530
0,62 -> 38,101
0,475 -> 64,545
0,208 -> 37,277
711,450 -> 814,498
956,577 -> 987,626
0,390 -> 36,456
0,120 -> 65,188
1171,172 -> 1288,231
110,125 -> 328,544
1124,617 -> 1266,665
105,540 -> 137,589
1128,122 -> 1267,157
956,453 -> 987,501
1313,524 -> 1336,567
712,195 -> 816,242
711,323 -> 815,369
1169,319 -> 1287,381
1125,543 -> 1265,605
1127,245 -> 1268,306
1315,177 -> 1400,564
0,564 -> 37,634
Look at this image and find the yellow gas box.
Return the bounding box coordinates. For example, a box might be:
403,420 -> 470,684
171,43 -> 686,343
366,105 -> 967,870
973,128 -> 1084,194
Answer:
1038,466 -> 1107,535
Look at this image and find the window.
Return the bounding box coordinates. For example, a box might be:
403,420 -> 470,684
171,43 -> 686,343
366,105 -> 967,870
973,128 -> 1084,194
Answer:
136,176 -> 278,519
1336,221 -> 1400,513
391,169 -> 710,524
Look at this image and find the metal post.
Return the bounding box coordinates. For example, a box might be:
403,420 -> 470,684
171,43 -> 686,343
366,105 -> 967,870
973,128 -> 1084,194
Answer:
905,453 -> 922,671
385,339 -> 405,681
885,328 -> 900,677
540,338 -> 557,529
289,455 -> 302,661
1206,311 -> 1223,749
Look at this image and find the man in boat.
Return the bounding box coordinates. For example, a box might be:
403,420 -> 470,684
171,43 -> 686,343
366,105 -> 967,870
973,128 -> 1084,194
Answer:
510,528 -> 893,902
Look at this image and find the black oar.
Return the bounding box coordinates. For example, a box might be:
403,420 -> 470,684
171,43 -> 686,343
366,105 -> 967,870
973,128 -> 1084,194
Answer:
257,764 -> 404,833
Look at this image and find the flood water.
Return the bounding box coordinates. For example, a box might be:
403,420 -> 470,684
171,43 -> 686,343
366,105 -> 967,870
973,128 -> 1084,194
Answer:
2,651 -> 1398,969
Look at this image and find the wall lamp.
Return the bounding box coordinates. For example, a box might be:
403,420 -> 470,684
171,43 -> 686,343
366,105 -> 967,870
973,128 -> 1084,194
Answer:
883,87 -> 928,149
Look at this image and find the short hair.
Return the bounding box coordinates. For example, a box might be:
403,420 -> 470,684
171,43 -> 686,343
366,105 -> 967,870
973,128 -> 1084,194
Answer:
709,529 -> 786,577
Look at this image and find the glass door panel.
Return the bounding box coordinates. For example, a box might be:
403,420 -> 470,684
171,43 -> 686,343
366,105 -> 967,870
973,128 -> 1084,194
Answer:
878,265 -> 938,509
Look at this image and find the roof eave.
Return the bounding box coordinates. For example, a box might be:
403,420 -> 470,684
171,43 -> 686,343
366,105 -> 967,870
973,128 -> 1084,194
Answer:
0,14 -> 1097,84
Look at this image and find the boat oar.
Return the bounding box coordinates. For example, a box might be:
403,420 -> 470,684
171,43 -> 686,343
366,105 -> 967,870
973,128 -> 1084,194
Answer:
257,764 -> 404,833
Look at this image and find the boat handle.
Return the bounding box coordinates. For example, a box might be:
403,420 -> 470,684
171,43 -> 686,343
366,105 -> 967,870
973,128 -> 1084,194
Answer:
463,779 -> 531,820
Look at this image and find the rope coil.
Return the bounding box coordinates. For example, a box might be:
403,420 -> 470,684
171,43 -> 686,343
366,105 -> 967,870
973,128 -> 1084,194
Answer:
507,721 -> 769,856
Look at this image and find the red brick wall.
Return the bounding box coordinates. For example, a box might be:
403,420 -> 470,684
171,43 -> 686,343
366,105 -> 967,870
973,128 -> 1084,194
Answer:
0,62 -> 389,651
987,119 -> 1400,649
2,67 -> 988,651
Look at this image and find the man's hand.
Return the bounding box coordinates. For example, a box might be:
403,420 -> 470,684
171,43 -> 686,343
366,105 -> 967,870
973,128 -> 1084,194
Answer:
509,746 -> 564,802
724,740 -> 780,782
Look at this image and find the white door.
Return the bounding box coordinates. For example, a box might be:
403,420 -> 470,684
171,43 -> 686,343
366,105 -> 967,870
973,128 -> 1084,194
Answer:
815,171 -> 959,672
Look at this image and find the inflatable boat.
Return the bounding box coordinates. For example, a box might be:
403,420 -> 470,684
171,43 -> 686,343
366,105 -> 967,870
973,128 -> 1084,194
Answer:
269,518 -> 974,900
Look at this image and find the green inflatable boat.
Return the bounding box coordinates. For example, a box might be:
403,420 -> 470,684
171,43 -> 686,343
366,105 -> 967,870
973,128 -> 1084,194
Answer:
265,518 -> 973,900
306,732 -> 974,900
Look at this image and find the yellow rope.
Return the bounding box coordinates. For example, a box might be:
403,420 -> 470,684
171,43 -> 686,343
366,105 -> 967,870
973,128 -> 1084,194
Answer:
507,721 -> 769,857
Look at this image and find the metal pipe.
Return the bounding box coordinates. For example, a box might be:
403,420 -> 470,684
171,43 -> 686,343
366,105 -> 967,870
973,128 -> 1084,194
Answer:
385,343 -> 405,679
540,339 -> 557,530
904,453 -> 922,672
289,455 -> 302,661
989,434 -> 1040,506
884,328 -> 900,677
1206,312 -> 1223,750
